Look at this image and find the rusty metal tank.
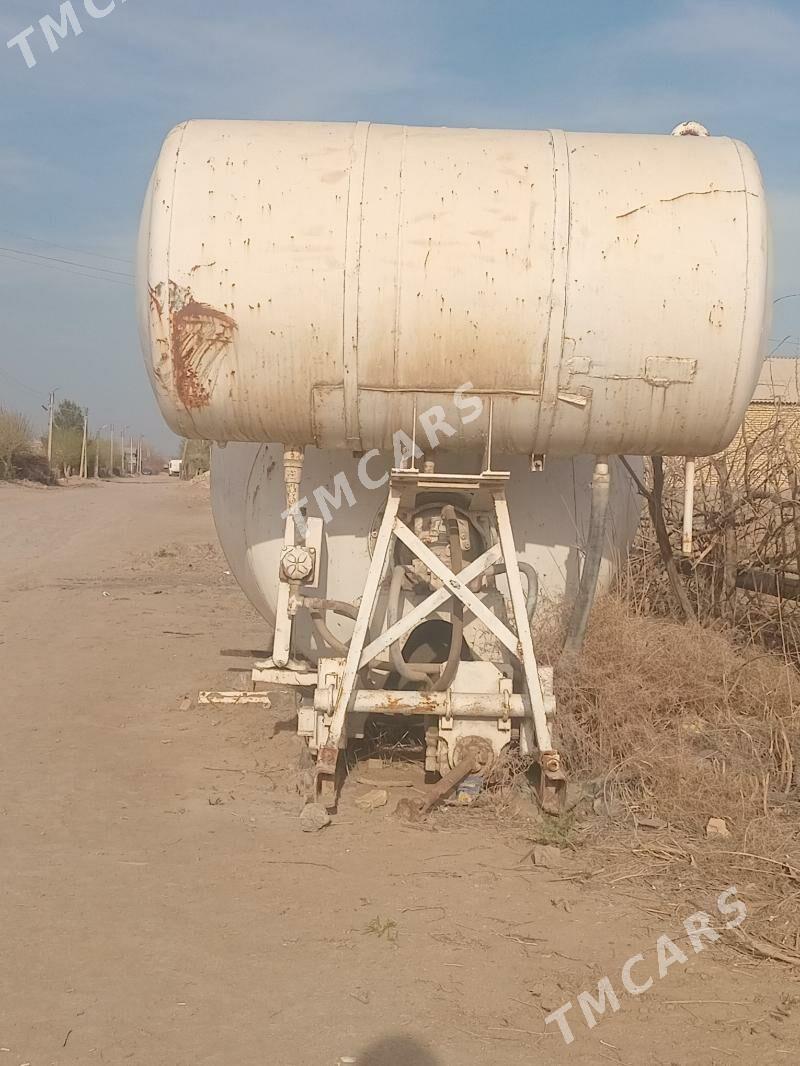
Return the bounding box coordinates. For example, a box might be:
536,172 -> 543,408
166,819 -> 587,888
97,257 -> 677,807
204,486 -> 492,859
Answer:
137,120 -> 770,458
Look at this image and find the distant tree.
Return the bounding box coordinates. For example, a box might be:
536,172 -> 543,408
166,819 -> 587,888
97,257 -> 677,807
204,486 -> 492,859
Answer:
53,398 -> 85,432
0,407 -> 33,479
143,445 -> 166,474
0,407 -> 53,483
51,426 -> 83,477
180,438 -> 211,479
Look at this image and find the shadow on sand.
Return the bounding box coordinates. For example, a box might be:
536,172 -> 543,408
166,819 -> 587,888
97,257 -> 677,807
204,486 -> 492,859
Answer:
356,1034 -> 441,1065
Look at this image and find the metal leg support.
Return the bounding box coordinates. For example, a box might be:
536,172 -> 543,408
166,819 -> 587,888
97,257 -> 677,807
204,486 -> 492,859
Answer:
315,489 -> 402,807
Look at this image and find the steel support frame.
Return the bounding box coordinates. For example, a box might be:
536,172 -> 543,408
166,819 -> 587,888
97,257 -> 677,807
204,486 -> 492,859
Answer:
314,470 -> 564,809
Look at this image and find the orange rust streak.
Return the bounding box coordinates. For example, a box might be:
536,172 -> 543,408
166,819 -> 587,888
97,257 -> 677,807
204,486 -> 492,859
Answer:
148,284 -> 164,319
171,299 -> 236,410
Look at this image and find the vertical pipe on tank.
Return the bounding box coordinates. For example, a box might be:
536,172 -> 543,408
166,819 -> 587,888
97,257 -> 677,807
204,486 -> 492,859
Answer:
562,457 -> 611,657
682,458 -> 696,556
273,446 -> 306,667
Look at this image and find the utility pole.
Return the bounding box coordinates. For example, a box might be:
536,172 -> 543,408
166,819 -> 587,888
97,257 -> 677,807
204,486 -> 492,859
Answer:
120,426 -> 128,476
95,424 -> 108,479
109,423 -> 114,477
80,408 -> 89,479
129,434 -> 135,475
44,389 -> 58,466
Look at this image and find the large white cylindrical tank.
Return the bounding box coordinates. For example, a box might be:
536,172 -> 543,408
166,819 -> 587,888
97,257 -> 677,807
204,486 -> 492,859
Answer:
210,444 -> 642,647
138,120 -> 769,458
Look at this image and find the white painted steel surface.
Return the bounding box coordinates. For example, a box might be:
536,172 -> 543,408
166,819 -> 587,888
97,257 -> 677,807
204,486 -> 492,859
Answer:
139,120 -> 770,458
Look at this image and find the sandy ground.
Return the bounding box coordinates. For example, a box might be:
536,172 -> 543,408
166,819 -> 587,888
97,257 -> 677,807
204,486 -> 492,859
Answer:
1,476 -> 799,1066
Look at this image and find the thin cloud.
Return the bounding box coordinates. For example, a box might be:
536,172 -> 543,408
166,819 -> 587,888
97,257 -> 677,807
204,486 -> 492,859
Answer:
620,0 -> 800,65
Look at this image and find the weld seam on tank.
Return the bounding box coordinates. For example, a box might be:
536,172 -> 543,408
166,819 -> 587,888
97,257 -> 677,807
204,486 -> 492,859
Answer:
537,128 -> 572,454
342,121 -> 371,450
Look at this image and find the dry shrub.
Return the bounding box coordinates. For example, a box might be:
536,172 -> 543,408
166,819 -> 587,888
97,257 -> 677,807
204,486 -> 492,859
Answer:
557,596 -> 799,830
10,450 -> 55,484
625,408 -> 800,660
555,595 -> 800,953
0,407 -> 34,479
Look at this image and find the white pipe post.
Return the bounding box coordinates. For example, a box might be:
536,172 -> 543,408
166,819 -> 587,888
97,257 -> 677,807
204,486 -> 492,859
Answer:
682,458 -> 696,555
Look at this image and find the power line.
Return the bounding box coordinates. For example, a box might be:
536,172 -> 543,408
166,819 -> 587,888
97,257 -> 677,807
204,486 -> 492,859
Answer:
0,365 -> 47,400
0,250 -> 132,287
0,228 -> 133,266
0,244 -> 133,279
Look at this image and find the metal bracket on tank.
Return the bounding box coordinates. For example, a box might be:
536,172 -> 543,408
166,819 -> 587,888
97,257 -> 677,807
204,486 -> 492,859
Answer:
313,463 -> 565,813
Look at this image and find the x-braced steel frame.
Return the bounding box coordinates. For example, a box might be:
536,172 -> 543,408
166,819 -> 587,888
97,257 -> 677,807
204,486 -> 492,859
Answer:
314,468 -> 564,811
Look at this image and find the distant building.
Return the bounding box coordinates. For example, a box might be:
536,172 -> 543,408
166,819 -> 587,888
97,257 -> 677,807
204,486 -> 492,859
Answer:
745,357 -> 800,437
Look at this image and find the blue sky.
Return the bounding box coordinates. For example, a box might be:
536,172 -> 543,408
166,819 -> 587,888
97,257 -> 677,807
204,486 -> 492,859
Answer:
1,0 -> 798,450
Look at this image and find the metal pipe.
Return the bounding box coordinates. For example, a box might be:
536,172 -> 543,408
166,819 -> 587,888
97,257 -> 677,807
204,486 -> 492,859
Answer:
563,457 -> 611,657
318,690 -> 528,718
273,444 -> 305,667
682,457 -> 696,555
305,597 -> 358,621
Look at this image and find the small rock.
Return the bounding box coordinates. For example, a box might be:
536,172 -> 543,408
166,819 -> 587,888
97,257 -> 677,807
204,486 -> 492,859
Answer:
531,844 -> 564,868
355,789 -> 388,812
563,783 -> 586,812
635,815 -> 669,830
295,769 -> 316,801
706,816 -> 731,839
393,797 -> 423,821
300,803 -> 331,832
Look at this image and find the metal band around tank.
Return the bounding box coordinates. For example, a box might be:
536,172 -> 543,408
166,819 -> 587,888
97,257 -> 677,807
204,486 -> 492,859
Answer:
536,129 -> 572,452
342,121 -> 371,450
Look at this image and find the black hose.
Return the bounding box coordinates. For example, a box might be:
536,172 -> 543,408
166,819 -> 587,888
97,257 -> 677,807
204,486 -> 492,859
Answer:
309,612 -> 349,657
491,561 -> 539,622
387,565 -> 433,684
307,595 -> 438,676
432,506 -> 464,692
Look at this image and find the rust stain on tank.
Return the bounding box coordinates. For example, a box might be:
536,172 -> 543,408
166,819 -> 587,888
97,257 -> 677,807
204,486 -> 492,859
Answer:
149,284 -> 165,319
169,281 -> 237,409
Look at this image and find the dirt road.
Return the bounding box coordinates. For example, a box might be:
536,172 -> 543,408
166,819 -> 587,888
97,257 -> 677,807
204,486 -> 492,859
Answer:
1,478 -> 797,1065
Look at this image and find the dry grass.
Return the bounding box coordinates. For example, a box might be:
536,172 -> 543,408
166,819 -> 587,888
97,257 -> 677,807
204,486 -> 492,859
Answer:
549,590 -> 800,955
542,408 -> 800,954
556,597 -> 799,829
0,407 -> 34,479
0,407 -> 54,483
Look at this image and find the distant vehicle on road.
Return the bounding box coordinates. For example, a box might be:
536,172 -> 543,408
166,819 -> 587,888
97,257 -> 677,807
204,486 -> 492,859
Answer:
168,459 -> 183,478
